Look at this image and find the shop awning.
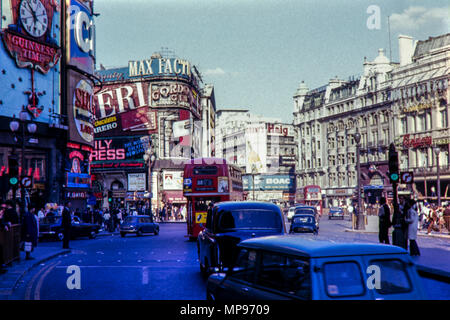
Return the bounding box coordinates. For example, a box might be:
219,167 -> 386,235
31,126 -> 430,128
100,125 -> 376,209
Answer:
163,190 -> 187,203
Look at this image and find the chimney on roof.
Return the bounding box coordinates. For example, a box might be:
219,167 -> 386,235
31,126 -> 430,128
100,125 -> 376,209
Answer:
398,35 -> 414,66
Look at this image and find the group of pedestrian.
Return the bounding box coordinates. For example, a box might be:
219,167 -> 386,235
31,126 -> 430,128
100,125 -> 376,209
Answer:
157,204 -> 186,222
0,200 -> 41,274
378,197 -> 420,256
418,202 -> 450,235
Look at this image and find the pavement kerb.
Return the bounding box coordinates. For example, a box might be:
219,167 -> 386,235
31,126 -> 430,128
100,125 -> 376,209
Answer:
0,249 -> 70,296
345,228 -> 450,239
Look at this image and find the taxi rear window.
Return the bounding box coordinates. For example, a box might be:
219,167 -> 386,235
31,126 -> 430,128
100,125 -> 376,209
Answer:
369,259 -> 412,294
323,262 -> 365,297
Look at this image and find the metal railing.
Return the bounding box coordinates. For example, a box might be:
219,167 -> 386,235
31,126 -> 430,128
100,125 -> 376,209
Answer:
0,224 -> 21,265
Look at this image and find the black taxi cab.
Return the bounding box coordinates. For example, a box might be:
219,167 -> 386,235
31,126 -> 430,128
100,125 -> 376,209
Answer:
197,201 -> 285,277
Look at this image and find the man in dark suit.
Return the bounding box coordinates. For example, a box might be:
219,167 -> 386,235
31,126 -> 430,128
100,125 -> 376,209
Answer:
378,197 -> 391,244
62,201 -> 72,249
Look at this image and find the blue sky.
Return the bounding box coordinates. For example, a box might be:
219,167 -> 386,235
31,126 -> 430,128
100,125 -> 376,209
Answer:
93,0 -> 449,123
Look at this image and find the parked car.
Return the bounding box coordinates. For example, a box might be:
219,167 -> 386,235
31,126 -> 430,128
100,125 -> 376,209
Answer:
120,215 -> 159,237
206,235 -> 427,300
329,207 -> 345,220
294,205 -> 319,221
197,201 -> 286,277
39,215 -> 100,240
289,214 -> 318,234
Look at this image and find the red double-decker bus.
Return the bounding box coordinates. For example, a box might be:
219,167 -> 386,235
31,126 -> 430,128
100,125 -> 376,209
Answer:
183,158 -> 244,240
296,185 -> 323,216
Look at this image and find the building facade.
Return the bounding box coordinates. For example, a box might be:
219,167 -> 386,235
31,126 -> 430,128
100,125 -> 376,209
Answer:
216,109 -> 297,204
0,0 -> 97,211
293,33 -> 450,207
92,53 -> 215,213
391,33 -> 450,201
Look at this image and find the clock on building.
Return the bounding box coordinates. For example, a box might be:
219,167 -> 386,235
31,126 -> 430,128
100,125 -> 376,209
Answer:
19,0 -> 48,38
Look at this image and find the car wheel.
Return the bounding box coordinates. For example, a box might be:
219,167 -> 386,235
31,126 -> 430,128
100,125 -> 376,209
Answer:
57,232 -> 64,241
154,228 -> 159,235
89,231 -> 96,239
120,232 -> 126,237
137,229 -> 143,237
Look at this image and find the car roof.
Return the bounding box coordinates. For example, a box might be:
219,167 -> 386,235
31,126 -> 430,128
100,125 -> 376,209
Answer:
295,206 -> 316,211
126,215 -> 151,218
295,205 -> 316,209
214,201 -> 282,211
238,235 -> 407,258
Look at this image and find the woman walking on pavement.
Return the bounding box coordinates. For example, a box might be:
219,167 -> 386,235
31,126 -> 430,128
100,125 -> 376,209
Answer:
405,199 -> 420,256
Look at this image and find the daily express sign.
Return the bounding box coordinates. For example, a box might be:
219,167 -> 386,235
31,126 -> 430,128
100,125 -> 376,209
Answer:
95,58 -> 193,83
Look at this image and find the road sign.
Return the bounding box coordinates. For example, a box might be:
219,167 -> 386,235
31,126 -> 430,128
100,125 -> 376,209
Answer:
400,172 -> 414,184
20,176 -> 32,188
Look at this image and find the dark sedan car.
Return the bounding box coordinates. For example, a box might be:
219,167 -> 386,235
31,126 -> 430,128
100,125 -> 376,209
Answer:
289,214 -> 318,235
197,201 -> 285,277
39,215 -> 100,240
329,207 -> 345,220
119,215 -> 159,237
207,236 -> 427,300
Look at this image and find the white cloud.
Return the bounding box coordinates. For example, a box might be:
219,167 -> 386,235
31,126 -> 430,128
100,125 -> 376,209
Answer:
203,67 -> 227,76
390,6 -> 449,33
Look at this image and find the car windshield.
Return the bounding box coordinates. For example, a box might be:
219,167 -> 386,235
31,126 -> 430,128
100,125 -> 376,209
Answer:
40,216 -> 61,224
295,208 -> 315,215
218,209 -> 282,230
293,215 -> 314,224
124,217 -> 138,224
330,208 -> 342,212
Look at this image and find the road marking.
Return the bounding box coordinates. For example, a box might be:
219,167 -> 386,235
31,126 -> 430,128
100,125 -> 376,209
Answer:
34,261 -> 61,300
142,267 -> 149,285
25,260 -> 60,300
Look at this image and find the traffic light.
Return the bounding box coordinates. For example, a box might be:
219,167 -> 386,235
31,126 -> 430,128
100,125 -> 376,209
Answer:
388,143 -> 399,183
108,190 -> 113,203
8,157 -> 19,187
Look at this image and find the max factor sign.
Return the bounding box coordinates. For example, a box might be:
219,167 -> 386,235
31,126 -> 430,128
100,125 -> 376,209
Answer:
128,58 -> 192,78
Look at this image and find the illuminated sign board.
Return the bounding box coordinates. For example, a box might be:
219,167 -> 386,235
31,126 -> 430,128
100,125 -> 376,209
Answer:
68,0 -> 95,74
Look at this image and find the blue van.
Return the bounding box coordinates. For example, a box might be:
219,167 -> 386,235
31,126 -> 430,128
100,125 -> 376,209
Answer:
207,236 -> 426,300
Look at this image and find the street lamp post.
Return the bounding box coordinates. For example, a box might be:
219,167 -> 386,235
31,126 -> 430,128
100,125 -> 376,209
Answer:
144,149 -> 156,217
433,146 -> 441,207
354,130 -> 365,230
9,109 -> 37,208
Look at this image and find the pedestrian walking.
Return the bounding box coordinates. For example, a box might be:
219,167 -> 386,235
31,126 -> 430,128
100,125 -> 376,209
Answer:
443,204 -> 450,234
103,210 -> 111,232
61,201 -> 72,249
20,204 -> 38,260
405,199 -> 420,256
0,203 -> 11,274
378,197 -> 391,244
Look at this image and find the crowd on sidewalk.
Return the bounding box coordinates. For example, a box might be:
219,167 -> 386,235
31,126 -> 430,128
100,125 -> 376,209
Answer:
377,197 -> 450,257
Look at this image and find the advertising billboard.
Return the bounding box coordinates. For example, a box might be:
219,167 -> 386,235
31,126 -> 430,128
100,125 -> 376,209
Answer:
243,175 -> 295,191
90,136 -> 151,171
128,173 -> 146,191
67,69 -> 95,145
163,171 -> 183,190
67,0 -> 95,74
245,123 -> 267,174
0,0 -> 61,123
93,81 -> 161,137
